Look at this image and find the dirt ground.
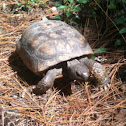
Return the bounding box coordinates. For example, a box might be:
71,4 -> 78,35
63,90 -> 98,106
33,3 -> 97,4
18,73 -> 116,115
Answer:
0,1 -> 126,126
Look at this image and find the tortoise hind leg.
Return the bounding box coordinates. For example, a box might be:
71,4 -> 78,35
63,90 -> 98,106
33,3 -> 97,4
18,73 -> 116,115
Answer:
34,68 -> 62,94
79,57 -> 110,90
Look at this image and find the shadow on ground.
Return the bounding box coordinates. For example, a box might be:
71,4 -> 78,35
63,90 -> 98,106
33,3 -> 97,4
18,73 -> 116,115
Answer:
118,65 -> 126,83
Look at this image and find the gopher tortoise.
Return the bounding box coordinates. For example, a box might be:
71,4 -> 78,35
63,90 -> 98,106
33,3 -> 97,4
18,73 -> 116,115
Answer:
16,20 -> 110,94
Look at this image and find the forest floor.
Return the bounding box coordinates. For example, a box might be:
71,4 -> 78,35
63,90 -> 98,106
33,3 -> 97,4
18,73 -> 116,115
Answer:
0,1 -> 126,126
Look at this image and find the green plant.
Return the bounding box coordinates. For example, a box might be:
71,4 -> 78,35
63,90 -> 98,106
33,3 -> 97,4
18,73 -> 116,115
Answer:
108,0 -> 126,46
53,0 -> 110,24
17,0 -> 35,10
53,0 -> 107,24
53,0 -> 83,24
16,0 -> 49,11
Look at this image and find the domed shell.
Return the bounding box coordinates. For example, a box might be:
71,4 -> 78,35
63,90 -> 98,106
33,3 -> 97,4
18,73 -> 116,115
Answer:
16,20 -> 93,74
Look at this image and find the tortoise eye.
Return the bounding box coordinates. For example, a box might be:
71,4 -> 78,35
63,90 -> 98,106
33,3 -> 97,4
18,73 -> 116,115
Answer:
76,72 -> 81,77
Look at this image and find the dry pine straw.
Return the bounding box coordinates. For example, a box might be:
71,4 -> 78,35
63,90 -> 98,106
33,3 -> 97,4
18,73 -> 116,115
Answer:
0,5 -> 126,126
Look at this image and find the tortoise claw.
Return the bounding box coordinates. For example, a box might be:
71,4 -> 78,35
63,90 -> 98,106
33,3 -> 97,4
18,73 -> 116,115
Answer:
100,86 -> 104,91
104,85 -> 108,90
99,83 -> 110,91
107,83 -> 110,87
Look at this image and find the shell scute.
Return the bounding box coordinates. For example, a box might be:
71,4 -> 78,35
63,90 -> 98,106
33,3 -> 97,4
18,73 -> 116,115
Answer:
37,40 -> 56,59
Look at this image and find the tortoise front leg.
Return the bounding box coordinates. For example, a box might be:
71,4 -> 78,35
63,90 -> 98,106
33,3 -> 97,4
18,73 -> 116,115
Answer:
34,68 -> 62,94
79,57 -> 110,90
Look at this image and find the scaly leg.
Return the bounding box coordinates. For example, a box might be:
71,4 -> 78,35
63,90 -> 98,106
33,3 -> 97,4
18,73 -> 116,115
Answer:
34,68 -> 62,94
79,57 -> 110,90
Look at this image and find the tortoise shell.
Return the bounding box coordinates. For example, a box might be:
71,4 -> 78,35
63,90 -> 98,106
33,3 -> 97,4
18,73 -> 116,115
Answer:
16,20 -> 93,74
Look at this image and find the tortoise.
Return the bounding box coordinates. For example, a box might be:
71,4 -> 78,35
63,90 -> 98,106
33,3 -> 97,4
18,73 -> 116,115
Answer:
16,20 -> 110,94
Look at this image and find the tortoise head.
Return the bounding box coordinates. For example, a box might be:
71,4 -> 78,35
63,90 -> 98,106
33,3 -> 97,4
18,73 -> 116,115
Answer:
67,59 -> 90,81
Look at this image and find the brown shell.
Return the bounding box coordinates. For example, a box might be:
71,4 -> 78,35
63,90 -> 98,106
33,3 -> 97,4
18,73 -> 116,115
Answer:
16,20 -> 93,74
